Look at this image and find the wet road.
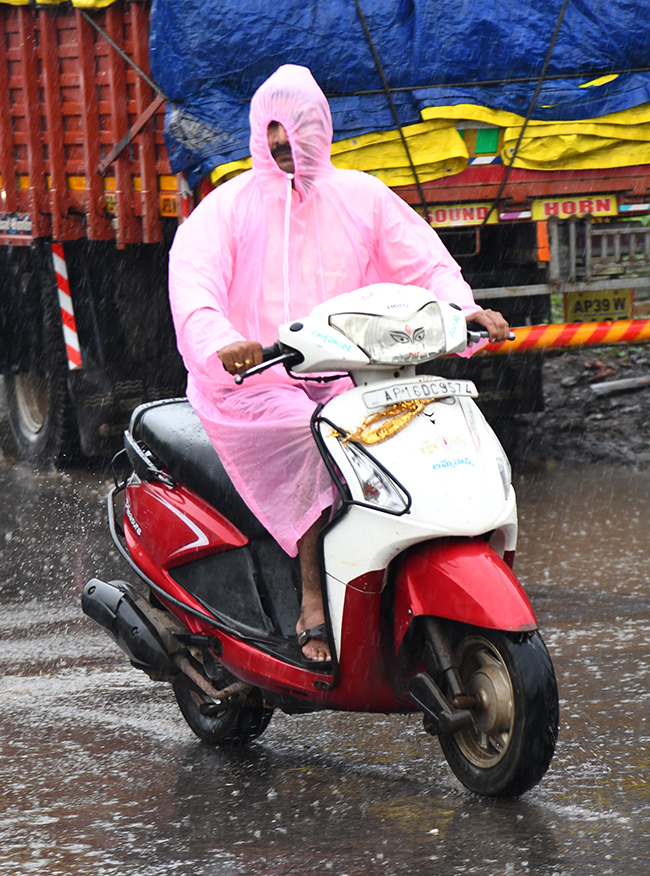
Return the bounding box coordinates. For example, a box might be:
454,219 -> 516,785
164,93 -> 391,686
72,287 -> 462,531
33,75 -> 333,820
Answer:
1,412 -> 649,874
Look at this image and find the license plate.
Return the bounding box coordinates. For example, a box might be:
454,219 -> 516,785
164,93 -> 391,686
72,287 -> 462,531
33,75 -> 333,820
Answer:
363,378 -> 478,409
565,288 -> 633,322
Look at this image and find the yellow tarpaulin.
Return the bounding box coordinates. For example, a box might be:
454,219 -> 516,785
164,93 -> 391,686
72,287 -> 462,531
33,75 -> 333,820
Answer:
329,120 -> 467,187
211,121 -> 468,188
211,104 -> 503,188
501,105 -> 650,171
0,1 -> 117,7
422,99 -> 650,172
211,98 -> 650,188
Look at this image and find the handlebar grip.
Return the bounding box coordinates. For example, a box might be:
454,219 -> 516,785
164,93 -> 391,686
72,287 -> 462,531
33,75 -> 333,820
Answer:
261,343 -> 282,361
234,342 -> 301,384
466,323 -> 516,343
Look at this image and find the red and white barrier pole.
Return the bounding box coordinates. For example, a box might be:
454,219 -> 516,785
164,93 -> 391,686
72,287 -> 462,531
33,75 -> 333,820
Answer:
177,173 -> 194,223
480,319 -> 650,355
52,242 -> 82,370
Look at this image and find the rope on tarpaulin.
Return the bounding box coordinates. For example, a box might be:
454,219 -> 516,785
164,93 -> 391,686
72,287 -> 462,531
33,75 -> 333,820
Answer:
478,0 -> 572,229
478,319 -> 650,355
352,0 -> 432,226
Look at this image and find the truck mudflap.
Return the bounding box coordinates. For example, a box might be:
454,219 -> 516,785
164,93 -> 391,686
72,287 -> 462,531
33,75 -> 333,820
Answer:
393,538 -> 537,651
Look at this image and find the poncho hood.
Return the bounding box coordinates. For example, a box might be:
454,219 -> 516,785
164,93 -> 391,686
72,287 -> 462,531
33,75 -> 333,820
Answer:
249,65 -> 335,201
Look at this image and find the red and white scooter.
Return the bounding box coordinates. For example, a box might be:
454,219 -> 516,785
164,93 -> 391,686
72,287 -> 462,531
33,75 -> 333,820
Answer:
82,284 -> 558,797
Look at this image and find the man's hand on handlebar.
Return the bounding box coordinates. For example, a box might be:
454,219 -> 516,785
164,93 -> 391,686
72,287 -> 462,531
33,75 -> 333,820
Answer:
218,340 -> 264,375
466,309 -> 510,344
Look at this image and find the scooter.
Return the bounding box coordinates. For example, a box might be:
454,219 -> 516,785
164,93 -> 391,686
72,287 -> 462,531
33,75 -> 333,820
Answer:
82,283 -> 559,798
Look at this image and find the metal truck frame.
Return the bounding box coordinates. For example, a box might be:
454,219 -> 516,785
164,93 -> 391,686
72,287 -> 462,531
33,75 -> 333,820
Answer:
0,2 -> 185,463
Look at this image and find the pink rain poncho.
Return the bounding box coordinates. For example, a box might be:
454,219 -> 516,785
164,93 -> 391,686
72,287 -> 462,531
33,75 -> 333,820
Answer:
168,65 -> 482,556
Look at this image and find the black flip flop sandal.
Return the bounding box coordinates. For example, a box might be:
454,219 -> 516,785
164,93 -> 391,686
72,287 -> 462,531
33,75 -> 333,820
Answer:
297,623 -> 331,665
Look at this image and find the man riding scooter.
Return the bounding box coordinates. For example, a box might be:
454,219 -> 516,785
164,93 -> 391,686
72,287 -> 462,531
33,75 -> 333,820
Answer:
168,64 -> 510,663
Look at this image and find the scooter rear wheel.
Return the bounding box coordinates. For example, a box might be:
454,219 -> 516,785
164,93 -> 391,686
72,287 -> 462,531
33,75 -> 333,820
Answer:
173,682 -> 274,747
435,626 -> 558,797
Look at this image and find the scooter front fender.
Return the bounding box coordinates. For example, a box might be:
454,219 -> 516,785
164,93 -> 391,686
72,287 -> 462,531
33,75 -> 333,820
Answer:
393,539 -> 537,651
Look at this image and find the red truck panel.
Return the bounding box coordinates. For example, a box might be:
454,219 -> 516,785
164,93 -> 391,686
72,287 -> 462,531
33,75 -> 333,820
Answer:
0,1 -> 174,246
393,164 -> 650,211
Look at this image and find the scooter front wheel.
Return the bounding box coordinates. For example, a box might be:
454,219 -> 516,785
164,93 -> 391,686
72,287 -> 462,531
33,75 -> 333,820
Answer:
435,626 -> 558,797
173,682 -> 274,747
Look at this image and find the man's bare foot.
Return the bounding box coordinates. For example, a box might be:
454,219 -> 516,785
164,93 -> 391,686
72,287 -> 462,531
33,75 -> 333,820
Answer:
297,513 -> 331,662
296,611 -> 330,662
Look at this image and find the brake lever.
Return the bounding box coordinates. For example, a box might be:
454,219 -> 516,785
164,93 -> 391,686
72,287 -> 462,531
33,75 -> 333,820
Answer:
234,350 -> 302,384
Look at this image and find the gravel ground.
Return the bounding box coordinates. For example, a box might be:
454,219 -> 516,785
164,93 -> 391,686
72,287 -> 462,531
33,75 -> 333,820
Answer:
504,344 -> 650,470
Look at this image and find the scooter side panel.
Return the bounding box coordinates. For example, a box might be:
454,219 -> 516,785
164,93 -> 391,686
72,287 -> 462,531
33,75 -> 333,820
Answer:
215,580 -> 405,713
393,539 -> 538,648
124,482 -> 255,631
125,481 -> 247,568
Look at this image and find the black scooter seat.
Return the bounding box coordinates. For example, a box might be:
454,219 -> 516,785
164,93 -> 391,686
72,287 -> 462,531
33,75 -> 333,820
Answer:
131,399 -> 268,541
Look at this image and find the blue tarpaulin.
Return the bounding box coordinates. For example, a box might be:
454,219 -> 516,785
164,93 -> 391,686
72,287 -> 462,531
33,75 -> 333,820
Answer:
149,0 -> 650,184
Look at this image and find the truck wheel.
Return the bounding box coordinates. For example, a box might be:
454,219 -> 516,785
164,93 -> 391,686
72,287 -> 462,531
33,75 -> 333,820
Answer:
4,268 -> 77,465
435,627 -> 559,797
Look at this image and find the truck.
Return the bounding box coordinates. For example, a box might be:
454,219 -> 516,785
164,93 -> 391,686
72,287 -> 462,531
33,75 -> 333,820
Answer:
1,0 -> 649,464
0,0 -> 186,464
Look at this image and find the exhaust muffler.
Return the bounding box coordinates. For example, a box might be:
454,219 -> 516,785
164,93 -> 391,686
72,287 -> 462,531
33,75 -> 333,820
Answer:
82,578 -> 182,680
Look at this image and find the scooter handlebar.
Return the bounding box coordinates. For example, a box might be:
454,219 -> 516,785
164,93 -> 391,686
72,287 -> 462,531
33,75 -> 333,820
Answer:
467,324 -> 516,346
238,329 -> 515,383
234,343 -> 302,384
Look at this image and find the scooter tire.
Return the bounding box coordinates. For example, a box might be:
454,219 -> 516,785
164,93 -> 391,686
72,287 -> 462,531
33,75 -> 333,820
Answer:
435,626 -> 558,798
173,682 -> 274,748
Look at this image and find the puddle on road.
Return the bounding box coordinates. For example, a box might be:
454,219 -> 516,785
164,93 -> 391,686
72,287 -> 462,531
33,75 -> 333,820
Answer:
0,673 -> 646,876
514,463 -> 650,603
0,461 -> 649,873
0,681 -> 566,876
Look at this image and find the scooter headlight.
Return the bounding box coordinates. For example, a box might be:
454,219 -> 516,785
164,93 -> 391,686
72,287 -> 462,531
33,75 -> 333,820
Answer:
341,440 -> 410,513
329,302 -> 446,365
496,449 -> 512,499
